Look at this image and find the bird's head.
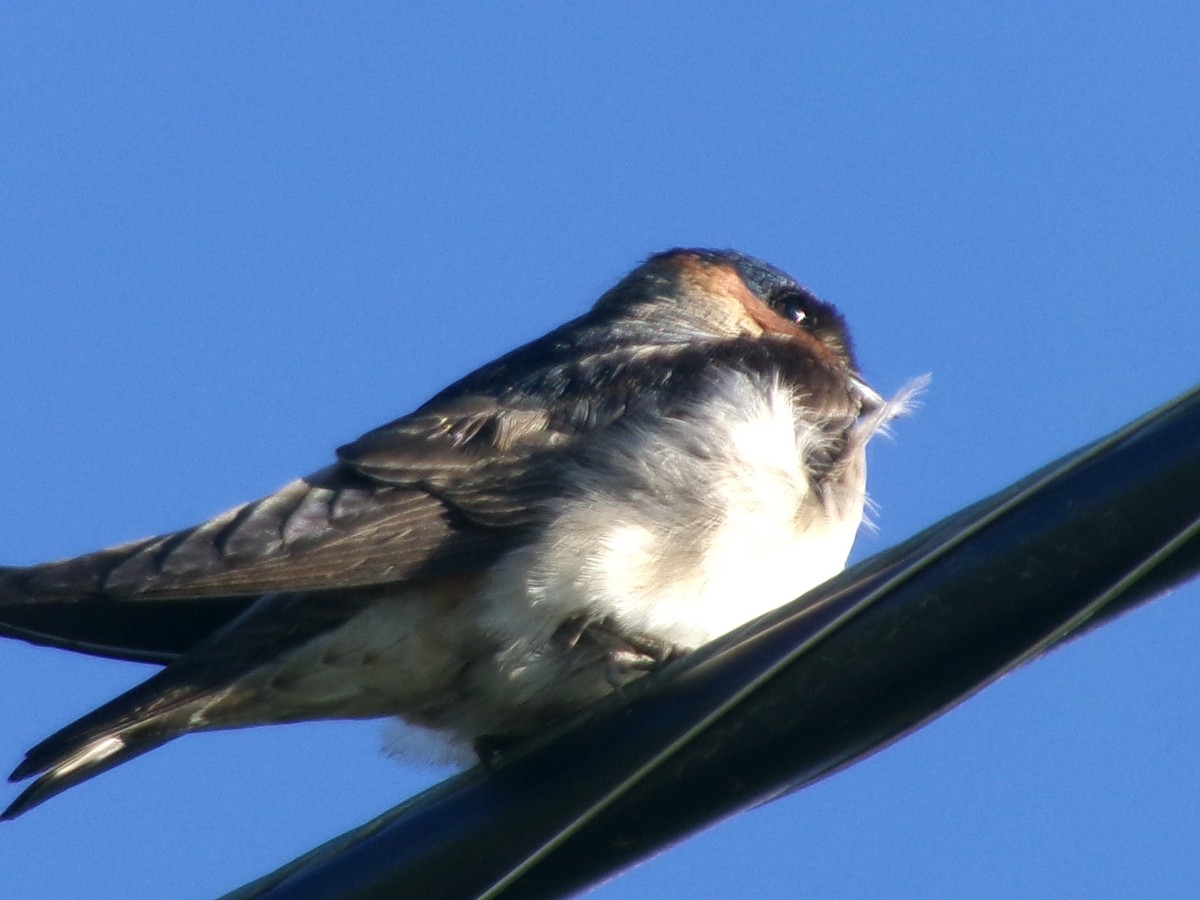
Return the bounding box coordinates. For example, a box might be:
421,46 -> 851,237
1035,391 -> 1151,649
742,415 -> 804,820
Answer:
592,248 -> 859,375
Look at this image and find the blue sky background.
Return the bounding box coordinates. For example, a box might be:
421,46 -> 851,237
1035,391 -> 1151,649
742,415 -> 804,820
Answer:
1,4 -> 1197,898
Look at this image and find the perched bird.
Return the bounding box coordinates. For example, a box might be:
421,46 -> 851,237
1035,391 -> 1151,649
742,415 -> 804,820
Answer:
0,248 -> 918,819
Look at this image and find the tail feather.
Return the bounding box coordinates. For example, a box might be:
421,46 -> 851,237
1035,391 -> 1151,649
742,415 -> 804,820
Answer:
3,724 -> 179,821
2,662 -> 218,820
2,644 -> 235,820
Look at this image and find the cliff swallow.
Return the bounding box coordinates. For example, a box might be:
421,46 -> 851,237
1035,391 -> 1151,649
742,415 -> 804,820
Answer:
0,248 -> 919,819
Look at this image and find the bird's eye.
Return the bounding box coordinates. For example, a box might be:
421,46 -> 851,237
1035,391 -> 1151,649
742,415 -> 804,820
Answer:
776,291 -> 817,329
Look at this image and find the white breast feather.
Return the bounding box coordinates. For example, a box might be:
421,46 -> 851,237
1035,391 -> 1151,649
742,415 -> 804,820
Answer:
482,371 -> 914,664
380,371 -> 922,758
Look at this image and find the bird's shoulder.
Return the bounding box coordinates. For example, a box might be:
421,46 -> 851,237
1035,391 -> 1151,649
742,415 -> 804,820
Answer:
337,329 -> 856,486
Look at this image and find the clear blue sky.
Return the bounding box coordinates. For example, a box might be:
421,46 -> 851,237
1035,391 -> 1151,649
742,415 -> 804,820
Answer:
1,4 -> 1197,898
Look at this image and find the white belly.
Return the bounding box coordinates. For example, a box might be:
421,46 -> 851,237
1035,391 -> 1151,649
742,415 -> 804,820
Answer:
482,369 -> 867,667
381,369 -> 919,760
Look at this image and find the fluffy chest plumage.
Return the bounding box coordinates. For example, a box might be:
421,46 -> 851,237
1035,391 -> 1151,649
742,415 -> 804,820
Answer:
295,369 -> 875,764
233,370 -> 877,762
481,369 -> 868,662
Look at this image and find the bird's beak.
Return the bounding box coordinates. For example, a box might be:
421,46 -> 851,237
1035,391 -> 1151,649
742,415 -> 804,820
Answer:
849,374 -> 885,410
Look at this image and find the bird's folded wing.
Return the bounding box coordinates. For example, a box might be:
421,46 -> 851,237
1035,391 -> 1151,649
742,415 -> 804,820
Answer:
0,337 -> 860,662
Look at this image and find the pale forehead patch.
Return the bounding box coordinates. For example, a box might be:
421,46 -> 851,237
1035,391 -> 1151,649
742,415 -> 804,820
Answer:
670,253 -> 839,363
669,254 -> 766,336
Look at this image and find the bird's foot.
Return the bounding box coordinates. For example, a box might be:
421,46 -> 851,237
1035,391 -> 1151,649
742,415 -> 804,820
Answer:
472,733 -> 524,768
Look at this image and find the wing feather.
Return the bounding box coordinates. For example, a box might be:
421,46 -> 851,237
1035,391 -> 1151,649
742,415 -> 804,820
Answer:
0,334 -> 861,662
